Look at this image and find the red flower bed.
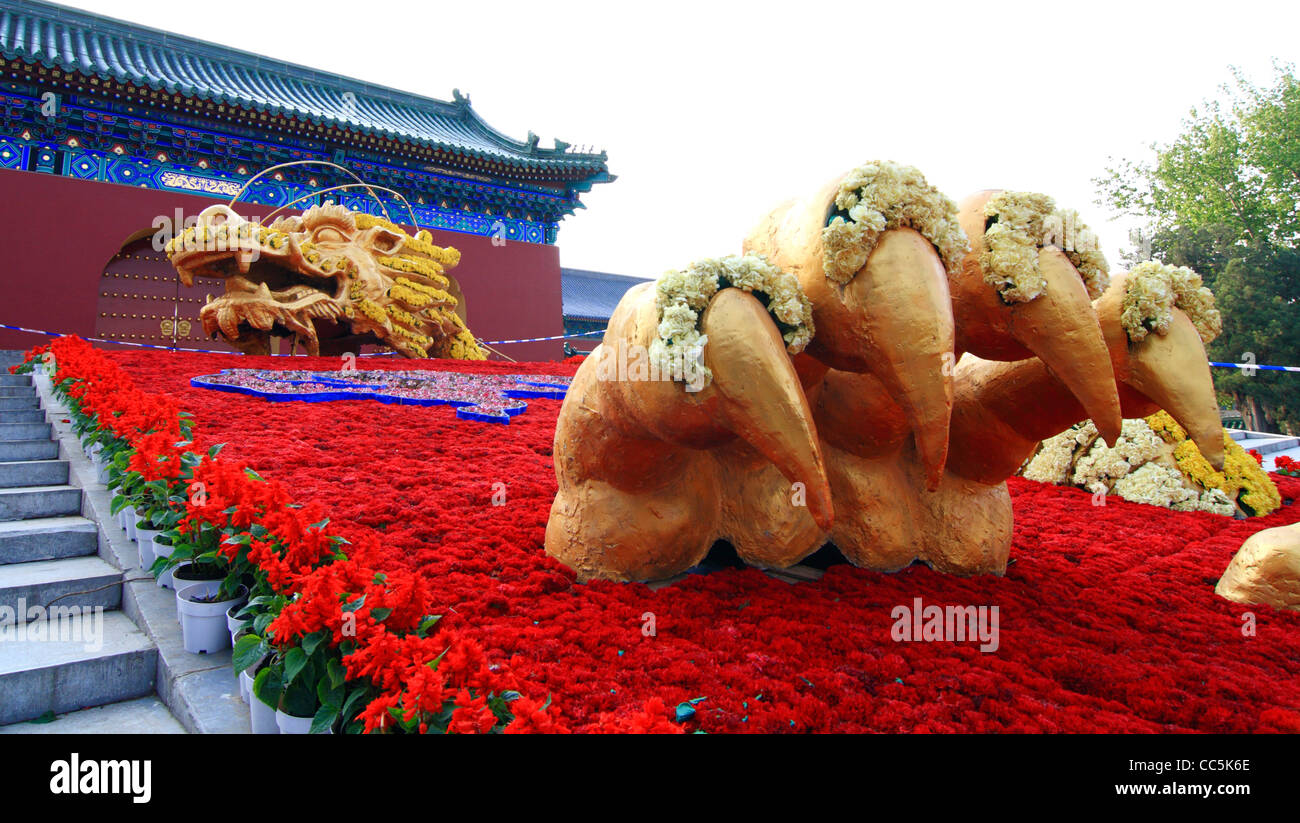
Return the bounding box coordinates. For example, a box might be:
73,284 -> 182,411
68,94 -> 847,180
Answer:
95,348 -> 1300,732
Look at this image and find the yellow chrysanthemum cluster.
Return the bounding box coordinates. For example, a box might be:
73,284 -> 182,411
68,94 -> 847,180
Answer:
391,324 -> 434,352
1147,411 -> 1280,516
822,161 -> 968,284
355,214 -> 462,269
386,304 -> 419,327
1120,261 -> 1222,344
442,327 -> 488,361
389,278 -> 454,309
981,192 -> 1109,303
653,254 -> 814,389
376,254 -> 451,287
354,296 -> 388,326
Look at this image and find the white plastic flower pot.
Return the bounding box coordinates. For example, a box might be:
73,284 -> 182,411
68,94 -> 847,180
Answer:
227,604 -> 247,645
176,583 -> 247,654
135,527 -> 161,569
125,509 -> 138,542
173,564 -> 229,622
239,669 -> 253,704
276,709 -> 329,734
250,693 -> 279,735
152,535 -> 176,589
96,461 -> 111,486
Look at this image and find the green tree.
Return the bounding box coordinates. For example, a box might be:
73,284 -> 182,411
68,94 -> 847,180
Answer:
1096,64 -> 1300,433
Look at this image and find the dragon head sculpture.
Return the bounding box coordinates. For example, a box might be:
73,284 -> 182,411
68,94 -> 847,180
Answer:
166,203 -> 487,359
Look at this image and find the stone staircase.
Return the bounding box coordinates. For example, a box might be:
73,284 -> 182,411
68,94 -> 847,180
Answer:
0,353 -> 168,729
1228,428 -> 1300,472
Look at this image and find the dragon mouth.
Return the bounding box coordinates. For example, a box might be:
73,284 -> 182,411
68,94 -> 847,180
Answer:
168,212 -> 350,355
177,248 -> 346,353
199,262 -> 348,354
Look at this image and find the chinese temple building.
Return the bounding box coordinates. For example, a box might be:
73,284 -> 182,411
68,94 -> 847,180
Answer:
561,268 -> 651,342
0,0 -> 613,360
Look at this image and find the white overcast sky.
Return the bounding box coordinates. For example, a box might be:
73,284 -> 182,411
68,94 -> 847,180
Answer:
58,0 -> 1300,278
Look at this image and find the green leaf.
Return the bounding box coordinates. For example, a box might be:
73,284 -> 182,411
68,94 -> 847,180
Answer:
316,678 -> 344,711
253,666 -> 283,708
284,647 -> 309,684
232,634 -> 267,673
310,702 -> 339,735
342,595 -> 365,613
369,607 -> 392,622
415,614 -> 441,638
327,658 -> 347,689
302,630 -> 329,657
340,686 -> 370,726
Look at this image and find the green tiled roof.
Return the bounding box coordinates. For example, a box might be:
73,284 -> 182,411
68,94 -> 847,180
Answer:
0,0 -> 610,179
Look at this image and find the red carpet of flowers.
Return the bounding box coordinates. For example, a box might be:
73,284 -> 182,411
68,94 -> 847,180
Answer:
100,349 -> 1300,732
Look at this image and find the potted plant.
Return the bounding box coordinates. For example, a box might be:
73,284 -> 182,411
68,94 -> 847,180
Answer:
248,657 -> 281,735
241,628 -> 346,734
132,486 -> 185,569
177,582 -> 247,654
151,533 -> 177,589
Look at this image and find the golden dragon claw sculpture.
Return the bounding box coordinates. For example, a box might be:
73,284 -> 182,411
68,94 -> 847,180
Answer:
546,162 -> 1227,583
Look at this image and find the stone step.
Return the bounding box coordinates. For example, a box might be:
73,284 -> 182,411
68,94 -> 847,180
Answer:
1236,436 -> 1300,456
0,610 -> 157,725
0,397 -> 39,411
0,486 -> 81,522
0,556 -> 122,618
0,440 -> 59,461
0,516 -> 98,564
0,460 -> 68,488
0,422 -> 51,441
0,410 -> 43,424
0,386 -> 36,398
0,375 -> 30,387
0,695 -> 186,734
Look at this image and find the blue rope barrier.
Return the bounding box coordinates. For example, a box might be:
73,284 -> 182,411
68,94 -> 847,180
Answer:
10,322 -> 1297,370
0,321 -> 606,354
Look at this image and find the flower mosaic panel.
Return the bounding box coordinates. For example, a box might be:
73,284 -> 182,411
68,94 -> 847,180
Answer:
192,368 -> 570,423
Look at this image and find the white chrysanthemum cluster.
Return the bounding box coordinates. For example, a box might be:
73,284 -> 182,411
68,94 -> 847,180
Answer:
1069,419 -> 1167,493
1022,421 -> 1099,484
1022,417 -> 1238,516
982,193 -> 1110,303
822,161 -> 968,284
1120,260 -> 1222,344
652,254 -> 813,389
1110,463 -> 1235,514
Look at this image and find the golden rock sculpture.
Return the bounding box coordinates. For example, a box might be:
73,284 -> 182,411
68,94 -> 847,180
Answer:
167,203 -> 486,359
545,162 -> 1232,583
1216,522 -> 1300,612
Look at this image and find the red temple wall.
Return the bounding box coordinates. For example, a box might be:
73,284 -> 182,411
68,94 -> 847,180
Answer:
0,168 -> 563,362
